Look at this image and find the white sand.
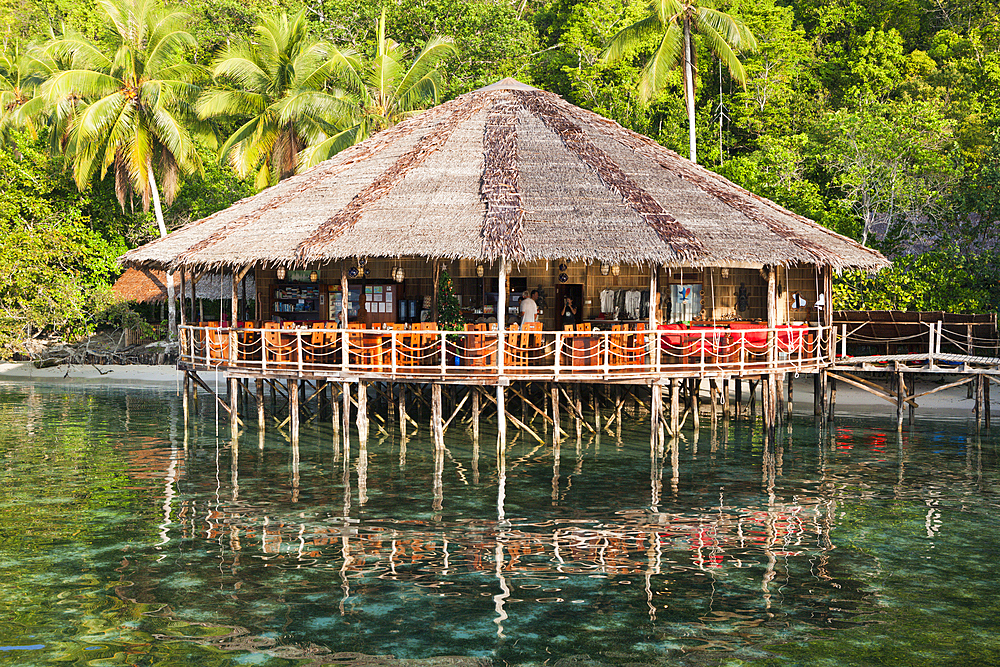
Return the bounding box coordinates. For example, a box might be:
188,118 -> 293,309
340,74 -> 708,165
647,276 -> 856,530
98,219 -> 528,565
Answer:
0,362 -> 179,386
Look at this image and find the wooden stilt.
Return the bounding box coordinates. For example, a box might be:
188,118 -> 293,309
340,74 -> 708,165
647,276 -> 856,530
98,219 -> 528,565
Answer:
330,382 -> 340,440
651,384 -> 662,452
289,379 -> 299,444
828,376 -> 837,423
342,382 -> 351,453
431,383 -> 444,449
764,375 -> 776,443
357,381 -> 369,443
690,378 -> 700,431
230,377 -> 239,433
709,379 -> 718,423
976,374 -> 984,432
985,376 -> 991,430
775,375 -> 784,425
255,377 -> 265,427
183,372 -> 190,428
818,372 -> 828,423
723,378 -> 731,421
472,387 -> 480,444
896,370 -> 905,432
497,384 -> 507,449
813,372 -> 822,416
670,379 -> 680,435
552,384 -> 561,447
575,385 -> 583,441
735,378 -> 743,419
786,373 -> 793,422
399,384 -> 408,439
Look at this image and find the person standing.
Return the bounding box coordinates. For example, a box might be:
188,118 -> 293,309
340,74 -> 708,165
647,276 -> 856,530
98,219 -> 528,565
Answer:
519,290 -> 538,325
561,297 -> 577,328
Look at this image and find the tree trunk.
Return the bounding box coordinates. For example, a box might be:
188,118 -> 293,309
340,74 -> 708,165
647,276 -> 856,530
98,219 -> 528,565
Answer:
149,171 -> 177,340
684,22 -> 697,164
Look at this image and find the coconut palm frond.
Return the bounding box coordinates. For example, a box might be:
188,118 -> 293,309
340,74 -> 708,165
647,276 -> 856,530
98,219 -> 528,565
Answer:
600,14 -> 664,64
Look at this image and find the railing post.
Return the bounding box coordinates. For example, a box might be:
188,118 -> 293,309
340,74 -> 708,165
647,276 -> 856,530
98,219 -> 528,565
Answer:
440,331 -> 447,376
341,327 -> 348,373
261,326 -> 268,372
497,328 -> 505,376
700,329 -> 706,375
296,330 -> 303,375
739,334 -> 745,376
603,332 -> 610,375
205,327 -> 212,367
936,321 -> 943,355
391,330 -> 397,375
229,326 -> 237,368
554,331 -> 561,378
840,323 -> 847,359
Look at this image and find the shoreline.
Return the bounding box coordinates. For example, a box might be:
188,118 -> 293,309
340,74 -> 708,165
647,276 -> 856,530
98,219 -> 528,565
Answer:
0,362 -> 990,417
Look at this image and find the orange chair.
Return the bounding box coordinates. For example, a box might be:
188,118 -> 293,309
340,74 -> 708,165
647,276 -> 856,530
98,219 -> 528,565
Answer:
303,321 -> 325,364
205,321 -> 230,363
411,322 -> 438,366
609,324 -> 627,367
523,321 -> 544,365
262,322 -> 290,364
631,323 -> 647,365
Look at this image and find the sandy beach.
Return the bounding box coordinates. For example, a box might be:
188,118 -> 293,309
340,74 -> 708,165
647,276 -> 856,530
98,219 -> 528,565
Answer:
0,362 -> 179,386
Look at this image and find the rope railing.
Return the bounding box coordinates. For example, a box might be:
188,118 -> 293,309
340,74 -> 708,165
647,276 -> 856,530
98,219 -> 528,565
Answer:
178,323 -> 831,378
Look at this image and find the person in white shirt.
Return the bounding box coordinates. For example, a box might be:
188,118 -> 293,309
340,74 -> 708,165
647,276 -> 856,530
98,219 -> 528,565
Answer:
519,290 -> 538,325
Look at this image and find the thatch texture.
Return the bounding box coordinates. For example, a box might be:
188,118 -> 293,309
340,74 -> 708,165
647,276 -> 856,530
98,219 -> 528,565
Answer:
120,79 -> 889,273
114,268 -> 254,303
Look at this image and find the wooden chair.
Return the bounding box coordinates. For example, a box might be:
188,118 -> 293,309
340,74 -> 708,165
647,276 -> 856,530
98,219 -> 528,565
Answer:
631,323 -> 648,365
523,321 -> 544,365
205,321 -> 230,363
385,323 -> 410,367
609,324 -> 628,367
262,322 -> 290,365
505,323 -> 525,367
303,321 -> 325,364
729,321 -> 769,363
411,322 -> 438,366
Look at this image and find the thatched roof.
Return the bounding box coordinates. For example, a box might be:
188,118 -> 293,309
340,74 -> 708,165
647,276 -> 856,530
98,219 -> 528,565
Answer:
120,79 -> 889,273
114,268 -> 255,303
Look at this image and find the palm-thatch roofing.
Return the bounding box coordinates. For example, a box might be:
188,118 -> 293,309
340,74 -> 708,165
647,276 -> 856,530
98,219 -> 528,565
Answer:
119,78 -> 889,273
114,268 -> 255,303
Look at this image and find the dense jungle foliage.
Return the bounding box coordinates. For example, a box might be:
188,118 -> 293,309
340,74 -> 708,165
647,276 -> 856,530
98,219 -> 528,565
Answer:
1,0 -> 999,355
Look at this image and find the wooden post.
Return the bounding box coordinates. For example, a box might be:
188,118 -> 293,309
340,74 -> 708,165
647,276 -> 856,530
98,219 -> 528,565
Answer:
786,373 -> 793,422
398,384 -> 407,439
828,375 -> 836,423
813,372 -> 822,416
818,371 -> 828,423
498,260 -> 507,376
230,377 -> 239,433
331,382 -> 340,441
289,379 -> 299,444
908,372 -> 915,426
765,374 -> 777,443
342,381 -> 351,454
182,372 -> 190,428
472,387 -> 480,444
357,381 -> 369,443
432,261 -> 441,324
976,374 -> 983,432
896,370 -> 905,432
255,378 -> 264,424
497,384 -> 507,450
723,377 -> 731,421
575,385 -> 583,441
985,376 -> 992,430
432,383 -> 444,449
179,269 -> 186,327
651,383 -> 662,452
735,378 -> 743,419
551,384 -> 561,446
775,375 -> 784,425
341,265 -> 349,367
670,379 -> 680,435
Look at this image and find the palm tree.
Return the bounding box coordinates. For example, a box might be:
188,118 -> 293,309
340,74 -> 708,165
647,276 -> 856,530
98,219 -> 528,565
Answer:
298,7 -> 457,169
196,10 -> 356,190
0,40 -> 48,148
43,0 -> 206,339
601,0 -> 756,164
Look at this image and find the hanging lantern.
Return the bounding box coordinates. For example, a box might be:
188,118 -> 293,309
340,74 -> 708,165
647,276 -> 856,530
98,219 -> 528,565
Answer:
476,264 -> 485,278
310,270 -> 318,282
600,263 -> 610,276
276,266 -> 286,281
394,267 -> 405,282
611,263 -> 621,277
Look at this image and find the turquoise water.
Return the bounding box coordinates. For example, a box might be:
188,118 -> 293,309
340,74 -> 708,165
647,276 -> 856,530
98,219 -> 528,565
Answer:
1,381 -> 999,666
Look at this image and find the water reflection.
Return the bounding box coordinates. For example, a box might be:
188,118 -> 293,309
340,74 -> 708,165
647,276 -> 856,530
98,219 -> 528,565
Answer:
3,382 -> 1000,665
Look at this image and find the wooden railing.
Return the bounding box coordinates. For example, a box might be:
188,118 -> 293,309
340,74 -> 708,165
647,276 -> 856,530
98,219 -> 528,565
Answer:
178,323 -> 832,380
